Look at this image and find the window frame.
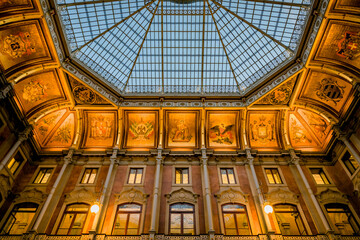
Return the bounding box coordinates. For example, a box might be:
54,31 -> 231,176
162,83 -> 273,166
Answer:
80,168 -> 99,184
309,167 -> 332,185
30,166 -> 55,185
221,203 -> 252,235
0,202 -> 39,235
56,203 -> 90,235
324,203 -> 360,236
169,203 -> 196,235
173,166 -> 191,186
77,166 -> 100,186
262,166 -> 286,186
339,150 -> 359,178
112,203 -> 142,235
6,149 -> 27,178
273,203 -> 308,236
218,167 -> 238,185
125,166 -> 146,186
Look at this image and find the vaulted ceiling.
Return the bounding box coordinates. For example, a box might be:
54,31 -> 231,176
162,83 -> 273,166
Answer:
0,0 -> 359,154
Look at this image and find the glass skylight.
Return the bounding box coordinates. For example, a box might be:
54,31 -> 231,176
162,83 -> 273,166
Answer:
56,0 -> 312,95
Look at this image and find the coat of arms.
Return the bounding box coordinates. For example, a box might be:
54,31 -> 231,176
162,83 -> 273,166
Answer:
89,115 -> 113,140
22,80 -> 47,103
337,32 -> 360,60
316,78 -> 345,105
2,32 -> 36,58
250,116 -> 275,143
129,118 -> 154,140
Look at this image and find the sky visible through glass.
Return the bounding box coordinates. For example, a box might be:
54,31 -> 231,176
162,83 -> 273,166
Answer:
57,0 -> 312,95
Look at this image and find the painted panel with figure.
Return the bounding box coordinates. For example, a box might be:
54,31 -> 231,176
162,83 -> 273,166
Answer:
14,70 -> 66,115
83,111 -> 117,148
248,111 -> 281,150
165,111 -> 199,148
46,112 -> 75,148
207,111 -> 239,148
0,21 -> 51,72
315,21 -> 360,71
288,113 -> 318,149
0,0 -> 35,14
124,111 -> 158,149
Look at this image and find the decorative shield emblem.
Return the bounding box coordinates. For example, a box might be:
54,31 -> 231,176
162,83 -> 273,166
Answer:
73,86 -> 96,104
337,32 -> 360,60
316,78 -> 345,105
2,32 -> 36,58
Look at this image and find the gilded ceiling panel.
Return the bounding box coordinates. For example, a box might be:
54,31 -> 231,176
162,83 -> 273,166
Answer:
13,70 -> 66,116
289,113 -> 318,149
45,112 -> 75,148
298,70 -> 353,117
33,108 -> 67,145
123,111 -> 158,149
247,111 -> 282,150
0,0 -> 35,14
0,20 -> 52,73
165,110 -> 200,149
314,20 -> 360,72
255,77 -> 297,106
330,0 -> 360,14
206,111 -> 239,149
83,111 -> 117,149
68,76 -> 111,106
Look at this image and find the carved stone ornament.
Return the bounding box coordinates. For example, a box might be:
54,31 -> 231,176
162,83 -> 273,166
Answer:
352,173 -> 360,193
265,188 -> 299,205
166,188 -> 199,204
215,188 -> 248,204
115,187 -> 149,204
316,188 -> 348,205
65,187 -> 97,204
315,78 -> 346,105
0,173 -> 11,200
15,188 -> 47,204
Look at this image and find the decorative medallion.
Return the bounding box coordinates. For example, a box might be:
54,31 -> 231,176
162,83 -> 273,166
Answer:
248,112 -> 280,149
256,78 -> 296,105
22,79 -> 47,103
2,32 -> 35,58
89,115 -> 113,140
50,122 -> 72,143
250,115 -> 275,143
316,78 -> 345,105
84,111 -> 116,148
73,86 -> 96,104
337,32 -> 360,60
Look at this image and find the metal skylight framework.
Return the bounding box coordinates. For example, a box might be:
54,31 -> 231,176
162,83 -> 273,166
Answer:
57,0 -> 312,95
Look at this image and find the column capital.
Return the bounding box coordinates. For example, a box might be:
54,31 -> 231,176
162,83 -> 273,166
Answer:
18,125 -> 33,142
288,148 -> 300,165
0,83 -> 13,99
110,148 -> 119,164
64,148 -> 75,164
245,148 -> 254,165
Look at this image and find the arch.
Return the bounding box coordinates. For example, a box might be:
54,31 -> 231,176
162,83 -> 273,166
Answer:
265,188 -> 299,205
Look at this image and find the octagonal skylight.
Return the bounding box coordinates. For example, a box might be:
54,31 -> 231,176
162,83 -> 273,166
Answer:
56,0 -> 312,95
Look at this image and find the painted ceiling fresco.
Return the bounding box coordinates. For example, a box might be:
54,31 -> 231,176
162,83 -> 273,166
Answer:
0,0 -> 359,154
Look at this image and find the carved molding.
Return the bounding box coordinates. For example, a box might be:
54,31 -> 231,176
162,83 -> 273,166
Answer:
215,188 -> 248,204
265,188 -> 299,205
115,187 -> 149,205
352,173 -> 360,193
15,187 -> 47,204
166,188 -> 199,204
65,187 -> 97,204
316,188 -> 348,205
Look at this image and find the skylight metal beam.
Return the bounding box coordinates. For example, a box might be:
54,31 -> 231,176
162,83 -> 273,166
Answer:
206,0 -> 241,93
58,0 -> 134,7
242,0 -> 310,8
211,0 -> 294,53
161,0 -> 164,93
71,0 -> 157,54
201,0 -> 206,94
123,0 -> 161,91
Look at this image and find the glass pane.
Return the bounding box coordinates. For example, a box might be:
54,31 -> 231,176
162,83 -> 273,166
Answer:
224,213 -> 236,235
227,169 -> 236,184
66,204 -> 89,212
183,169 -> 189,184
236,213 -> 250,235
88,169 -> 97,184
81,169 -> 90,183
128,213 -> 140,229
128,169 -> 136,184
58,213 -> 74,234
135,169 -> 143,184
175,169 -> 181,184
273,170 -> 283,184
223,204 -> 245,212
42,171 -> 51,183
68,213 -> 87,235
266,169 -> 275,184
183,213 -> 194,229
221,169 -> 228,184
170,213 -> 181,234
113,213 -> 127,234
33,169 -> 45,184
171,203 -> 194,212
119,204 -> 141,211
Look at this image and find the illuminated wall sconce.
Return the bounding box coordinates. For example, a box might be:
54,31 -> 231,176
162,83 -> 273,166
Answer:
264,204 -> 273,214
90,203 -> 100,214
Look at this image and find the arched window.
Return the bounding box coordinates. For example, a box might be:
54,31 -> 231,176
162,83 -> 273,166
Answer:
57,203 -> 89,235
222,203 -> 251,235
169,203 -> 195,235
274,204 -> 307,235
113,203 -> 142,235
325,203 -> 360,235
1,202 -> 38,235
